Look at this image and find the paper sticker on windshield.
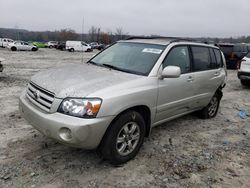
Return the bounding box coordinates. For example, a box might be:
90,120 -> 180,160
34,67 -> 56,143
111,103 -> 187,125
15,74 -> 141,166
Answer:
142,48 -> 162,54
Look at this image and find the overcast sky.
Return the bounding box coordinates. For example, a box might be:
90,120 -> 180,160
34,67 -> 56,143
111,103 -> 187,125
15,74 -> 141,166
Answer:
1,0 -> 250,37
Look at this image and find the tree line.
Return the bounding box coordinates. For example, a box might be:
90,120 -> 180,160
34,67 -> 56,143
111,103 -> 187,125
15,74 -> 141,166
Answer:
0,27 -> 129,44
0,27 -> 250,44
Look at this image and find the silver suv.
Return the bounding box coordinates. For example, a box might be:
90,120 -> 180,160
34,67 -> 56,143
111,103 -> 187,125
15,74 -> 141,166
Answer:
19,37 -> 227,164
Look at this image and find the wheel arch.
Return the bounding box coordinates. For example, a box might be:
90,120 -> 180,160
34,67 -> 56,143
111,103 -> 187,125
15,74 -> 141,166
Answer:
98,105 -> 152,148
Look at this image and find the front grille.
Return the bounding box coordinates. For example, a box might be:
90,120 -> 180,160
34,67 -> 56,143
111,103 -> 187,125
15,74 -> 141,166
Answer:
26,82 -> 55,112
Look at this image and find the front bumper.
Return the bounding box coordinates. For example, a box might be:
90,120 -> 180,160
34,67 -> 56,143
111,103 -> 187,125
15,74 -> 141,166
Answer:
238,71 -> 250,80
19,92 -> 114,149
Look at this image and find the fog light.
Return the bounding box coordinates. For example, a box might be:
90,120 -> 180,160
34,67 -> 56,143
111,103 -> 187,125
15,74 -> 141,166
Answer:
59,127 -> 72,141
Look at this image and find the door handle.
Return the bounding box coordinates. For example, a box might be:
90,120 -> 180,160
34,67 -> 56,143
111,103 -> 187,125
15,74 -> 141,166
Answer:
187,76 -> 194,82
214,72 -> 220,76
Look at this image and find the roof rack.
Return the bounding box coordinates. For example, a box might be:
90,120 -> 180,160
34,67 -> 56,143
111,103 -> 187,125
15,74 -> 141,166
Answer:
126,36 -> 194,43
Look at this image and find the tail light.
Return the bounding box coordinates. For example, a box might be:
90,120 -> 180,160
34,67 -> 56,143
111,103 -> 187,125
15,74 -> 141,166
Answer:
237,59 -> 246,69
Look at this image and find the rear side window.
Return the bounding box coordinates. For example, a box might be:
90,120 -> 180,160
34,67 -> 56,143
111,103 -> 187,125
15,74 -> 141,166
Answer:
162,46 -> 191,74
214,49 -> 223,67
209,48 -> 217,69
191,46 -> 211,71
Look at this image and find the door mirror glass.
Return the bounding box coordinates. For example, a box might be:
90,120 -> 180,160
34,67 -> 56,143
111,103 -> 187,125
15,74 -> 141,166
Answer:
161,66 -> 181,78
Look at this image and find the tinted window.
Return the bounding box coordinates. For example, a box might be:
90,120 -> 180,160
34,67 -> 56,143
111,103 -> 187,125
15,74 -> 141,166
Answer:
162,46 -> 190,74
191,46 -> 211,71
246,51 -> 250,58
218,45 -> 233,56
209,48 -> 217,68
234,45 -> 248,52
214,49 -> 223,67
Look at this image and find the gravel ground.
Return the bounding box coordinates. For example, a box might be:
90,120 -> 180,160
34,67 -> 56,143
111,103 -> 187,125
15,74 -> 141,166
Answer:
0,48 -> 249,188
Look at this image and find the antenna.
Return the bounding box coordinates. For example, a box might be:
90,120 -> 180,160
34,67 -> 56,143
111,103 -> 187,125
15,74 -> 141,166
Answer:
81,16 -> 84,63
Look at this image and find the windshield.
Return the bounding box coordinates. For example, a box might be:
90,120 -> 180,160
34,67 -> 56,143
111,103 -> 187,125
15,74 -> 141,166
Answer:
90,42 -> 165,75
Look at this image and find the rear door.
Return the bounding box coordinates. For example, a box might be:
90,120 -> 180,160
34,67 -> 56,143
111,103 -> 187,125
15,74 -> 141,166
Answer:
189,46 -> 225,109
155,45 -> 196,123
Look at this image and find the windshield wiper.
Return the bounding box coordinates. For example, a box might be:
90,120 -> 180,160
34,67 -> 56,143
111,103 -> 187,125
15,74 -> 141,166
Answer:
87,60 -> 97,65
102,63 -> 145,75
102,63 -> 123,71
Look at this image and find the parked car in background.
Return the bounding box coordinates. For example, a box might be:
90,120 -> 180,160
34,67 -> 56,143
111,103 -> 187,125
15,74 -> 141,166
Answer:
90,42 -> 105,50
0,58 -> 4,72
0,38 -> 14,48
20,37 -> 226,164
216,43 -> 249,69
56,42 -> 66,50
237,50 -> 250,86
46,41 -> 58,48
66,41 -> 92,52
7,41 -> 38,51
33,42 -> 46,48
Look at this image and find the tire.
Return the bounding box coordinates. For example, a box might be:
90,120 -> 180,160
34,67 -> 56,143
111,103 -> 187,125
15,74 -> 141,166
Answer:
49,45 -> 53,48
32,47 -> 37,51
11,47 -> 17,51
70,48 -> 74,52
98,111 -> 146,165
197,93 -> 221,119
241,80 -> 249,86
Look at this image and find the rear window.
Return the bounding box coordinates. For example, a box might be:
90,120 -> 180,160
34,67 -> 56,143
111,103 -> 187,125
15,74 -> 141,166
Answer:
218,46 -> 233,55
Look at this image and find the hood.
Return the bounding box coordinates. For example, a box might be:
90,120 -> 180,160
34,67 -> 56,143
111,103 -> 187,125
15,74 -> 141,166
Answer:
31,63 -> 140,98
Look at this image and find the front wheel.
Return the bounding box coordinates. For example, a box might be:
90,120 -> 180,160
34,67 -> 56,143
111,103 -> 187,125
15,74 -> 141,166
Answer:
98,111 -> 146,165
197,93 -> 221,119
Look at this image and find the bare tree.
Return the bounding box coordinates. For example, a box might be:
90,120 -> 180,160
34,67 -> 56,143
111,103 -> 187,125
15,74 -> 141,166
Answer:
88,26 -> 98,42
115,27 -> 124,40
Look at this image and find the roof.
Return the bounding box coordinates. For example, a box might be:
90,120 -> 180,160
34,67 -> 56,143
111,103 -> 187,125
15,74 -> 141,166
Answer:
119,37 -> 218,49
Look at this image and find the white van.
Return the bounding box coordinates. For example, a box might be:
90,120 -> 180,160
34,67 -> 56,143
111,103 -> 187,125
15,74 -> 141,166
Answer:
66,41 -> 91,52
0,38 -> 14,48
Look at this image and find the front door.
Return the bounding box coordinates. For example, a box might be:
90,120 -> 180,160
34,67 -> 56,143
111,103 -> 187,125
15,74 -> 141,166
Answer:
155,45 -> 195,124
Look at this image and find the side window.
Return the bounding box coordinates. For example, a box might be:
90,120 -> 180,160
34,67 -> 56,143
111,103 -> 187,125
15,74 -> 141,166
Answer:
162,46 -> 190,74
214,49 -> 223,67
191,46 -> 210,71
209,48 -> 217,69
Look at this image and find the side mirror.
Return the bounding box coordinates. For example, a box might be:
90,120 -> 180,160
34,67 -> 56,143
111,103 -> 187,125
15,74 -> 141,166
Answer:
161,66 -> 181,78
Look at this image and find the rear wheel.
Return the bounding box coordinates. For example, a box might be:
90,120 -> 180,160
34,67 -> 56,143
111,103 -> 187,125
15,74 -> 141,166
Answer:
32,47 -> 37,51
198,93 -> 221,119
98,111 -> 146,165
11,47 -> 17,51
70,48 -> 74,52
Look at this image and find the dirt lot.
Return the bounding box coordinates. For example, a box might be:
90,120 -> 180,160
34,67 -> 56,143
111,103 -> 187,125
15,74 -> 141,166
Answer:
0,48 -> 249,188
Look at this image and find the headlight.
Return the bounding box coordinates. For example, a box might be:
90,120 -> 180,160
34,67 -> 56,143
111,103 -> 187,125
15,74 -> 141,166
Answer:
58,98 -> 102,118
